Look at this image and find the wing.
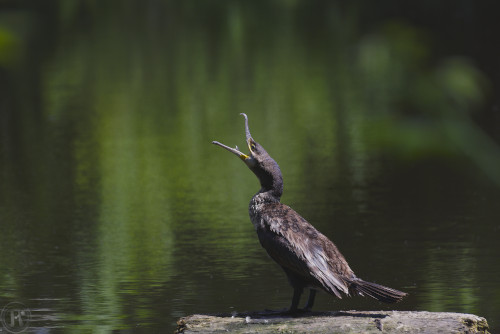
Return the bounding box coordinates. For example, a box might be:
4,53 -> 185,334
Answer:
256,202 -> 355,298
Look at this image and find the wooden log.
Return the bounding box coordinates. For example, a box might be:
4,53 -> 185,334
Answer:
175,310 -> 490,334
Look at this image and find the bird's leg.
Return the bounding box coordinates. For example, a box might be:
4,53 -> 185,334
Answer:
259,287 -> 303,316
288,287 -> 303,313
258,287 -> 307,316
303,289 -> 316,311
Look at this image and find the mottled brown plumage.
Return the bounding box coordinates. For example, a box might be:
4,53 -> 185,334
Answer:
212,113 -> 407,312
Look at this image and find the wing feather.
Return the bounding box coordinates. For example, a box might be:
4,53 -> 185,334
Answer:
256,202 -> 354,297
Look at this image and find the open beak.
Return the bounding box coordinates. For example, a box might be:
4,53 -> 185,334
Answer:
212,140 -> 249,161
212,113 -> 254,162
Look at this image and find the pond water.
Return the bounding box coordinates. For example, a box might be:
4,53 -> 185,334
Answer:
1,1 -> 500,332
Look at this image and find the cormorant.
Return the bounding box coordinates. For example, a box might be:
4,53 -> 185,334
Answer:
212,113 -> 407,312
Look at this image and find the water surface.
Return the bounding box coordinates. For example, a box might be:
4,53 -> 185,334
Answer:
1,1 -> 500,332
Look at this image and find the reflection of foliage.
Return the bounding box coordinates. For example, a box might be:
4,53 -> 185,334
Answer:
0,28 -> 20,66
0,0 -> 499,330
420,245 -> 480,314
356,22 -> 500,182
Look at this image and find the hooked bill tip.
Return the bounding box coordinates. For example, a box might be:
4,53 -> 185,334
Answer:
240,113 -> 252,140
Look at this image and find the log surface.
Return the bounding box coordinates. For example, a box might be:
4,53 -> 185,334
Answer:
175,310 -> 490,334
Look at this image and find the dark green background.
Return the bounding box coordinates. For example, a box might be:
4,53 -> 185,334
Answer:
1,1 -> 499,332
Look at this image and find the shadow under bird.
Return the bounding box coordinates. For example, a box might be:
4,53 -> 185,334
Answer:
212,113 -> 407,313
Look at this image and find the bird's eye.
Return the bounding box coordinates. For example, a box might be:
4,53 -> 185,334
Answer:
250,143 -> 256,151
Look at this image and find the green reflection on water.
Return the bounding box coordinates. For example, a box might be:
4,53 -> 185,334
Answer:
1,0 -> 500,332
420,244 -> 480,314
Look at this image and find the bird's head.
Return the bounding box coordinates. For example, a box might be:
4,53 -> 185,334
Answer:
212,113 -> 283,198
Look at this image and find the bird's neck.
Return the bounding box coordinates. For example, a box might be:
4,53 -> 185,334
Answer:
248,156 -> 283,203
253,187 -> 282,204
258,171 -> 283,202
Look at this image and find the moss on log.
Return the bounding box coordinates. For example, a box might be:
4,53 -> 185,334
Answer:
175,310 -> 489,334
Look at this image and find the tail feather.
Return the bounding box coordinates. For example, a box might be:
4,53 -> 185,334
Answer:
351,279 -> 407,303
